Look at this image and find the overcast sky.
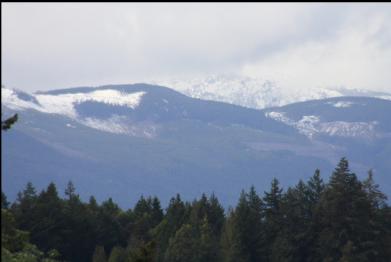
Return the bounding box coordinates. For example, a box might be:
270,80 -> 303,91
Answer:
2,3 -> 391,92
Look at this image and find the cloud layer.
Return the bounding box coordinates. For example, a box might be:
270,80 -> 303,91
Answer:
2,3 -> 391,92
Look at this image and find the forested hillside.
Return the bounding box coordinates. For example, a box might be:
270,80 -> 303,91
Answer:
2,158 -> 390,262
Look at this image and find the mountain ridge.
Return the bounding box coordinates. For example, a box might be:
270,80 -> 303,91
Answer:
2,84 -> 390,207
151,75 -> 391,109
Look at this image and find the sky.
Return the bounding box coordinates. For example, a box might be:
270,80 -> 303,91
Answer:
2,3 -> 391,92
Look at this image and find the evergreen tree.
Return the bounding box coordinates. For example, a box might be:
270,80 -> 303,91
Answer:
307,169 -> 324,205
306,170 -> 325,261
221,187 -> 264,262
131,195 -> 164,243
316,158 -> 374,261
11,182 -> 38,237
96,198 -> 125,253
129,240 -> 157,262
152,194 -> 188,260
362,170 -> 387,209
362,170 -> 391,261
92,245 -> 107,262
64,180 -> 76,200
2,208 -> 60,261
151,197 -> 164,227
164,224 -> 198,262
2,166 -> 390,262
2,191 -> 9,209
62,185 -> 96,262
1,113 -> 18,131
108,246 -> 126,262
263,178 -> 283,260
220,208 -> 240,262
207,193 -> 225,236
31,183 -> 65,254
273,181 -> 311,262
198,216 -> 219,261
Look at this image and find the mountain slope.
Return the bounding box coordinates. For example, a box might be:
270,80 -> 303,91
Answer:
2,84 -> 390,207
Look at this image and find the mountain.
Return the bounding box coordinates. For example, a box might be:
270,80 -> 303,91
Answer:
153,74 -> 391,109
2,84 -> 390,207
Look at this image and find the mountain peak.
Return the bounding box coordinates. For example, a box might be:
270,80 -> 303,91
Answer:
150,74 -> 391,109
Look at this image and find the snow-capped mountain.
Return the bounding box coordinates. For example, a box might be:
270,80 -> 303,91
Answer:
2,84 -> 391,207
264,97 -> 391,139
152,74 -> 391,109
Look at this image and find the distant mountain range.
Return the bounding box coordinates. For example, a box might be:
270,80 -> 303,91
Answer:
153,74 -> 391,109
2,84 -> 390,207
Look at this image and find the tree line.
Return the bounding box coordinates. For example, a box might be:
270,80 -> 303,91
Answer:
2,158 -> 391,262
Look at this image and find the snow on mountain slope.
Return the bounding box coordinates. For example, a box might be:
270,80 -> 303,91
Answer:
2,87 -> 148,136
263,96 -> 390,139
265,111 -> 377,139
3,85 -> 390,139
2,88 -> 145,118
152,74 -> 391,109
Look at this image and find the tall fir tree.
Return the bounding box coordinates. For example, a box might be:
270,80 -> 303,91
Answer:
263,178 -> 283,260
316,158 -> 375,261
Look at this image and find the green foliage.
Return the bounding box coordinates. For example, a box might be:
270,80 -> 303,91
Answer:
128,240 -> 157,262
164,224 -> 199,262
2,208 -> 60,262
1,113 -> 18,131
316,158 -> 381,261
92,245 -> 107,262
220,187 -> 264,262
2,192 -> 10,209
2,158 -> 390,262
108,246 -> 126,262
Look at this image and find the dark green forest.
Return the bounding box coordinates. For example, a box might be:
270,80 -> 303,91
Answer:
2,158 -> 391,262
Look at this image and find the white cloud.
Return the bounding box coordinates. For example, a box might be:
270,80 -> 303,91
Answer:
242,7 -> 391,92
2,3 -> 391,92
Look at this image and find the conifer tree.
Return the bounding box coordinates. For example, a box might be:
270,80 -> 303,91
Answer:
64,181 -> 76,200
274,181 -> 311,262
220,208 -> 240,262
221,187 -> 264,262
362,170 -> 387,209
1,113 -> 18,131
307,169 -> 324,205
32,183 -> 64,253
11,182 -> 38,234
152,194 -> 188,260
207,193 -> 225,236
164,223 -> 198,262
316,158 -> 374,261
2,191 -> 10,209
108,246 -> 126,262
263,178 -> 283,260
92,245 -> 107,262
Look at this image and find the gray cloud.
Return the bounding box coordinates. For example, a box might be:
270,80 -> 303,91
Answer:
2,3 -> 391,92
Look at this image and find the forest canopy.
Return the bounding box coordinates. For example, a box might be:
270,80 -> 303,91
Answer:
2,158 -> 391,262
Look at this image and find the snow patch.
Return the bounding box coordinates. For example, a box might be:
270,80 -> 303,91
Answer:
79,115 -> 158,138
319,121 -> 377,137
81,116 -> 130,135
265,111 -> 292,125
265,111 -> 376,138
2,88 -> 146,118
329,101 -> 354,108
1,88 -> 41,111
